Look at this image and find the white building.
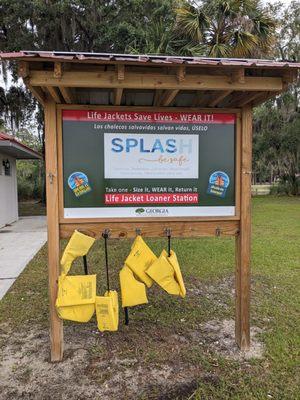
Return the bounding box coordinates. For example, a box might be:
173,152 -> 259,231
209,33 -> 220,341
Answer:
0,132 -> 41,228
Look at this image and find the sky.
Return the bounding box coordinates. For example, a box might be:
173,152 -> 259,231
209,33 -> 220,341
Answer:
262,0 -> 293,4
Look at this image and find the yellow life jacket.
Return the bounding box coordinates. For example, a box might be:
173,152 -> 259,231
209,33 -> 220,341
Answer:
146,249 -> 181,295
119,265 -> 148,307
56,274 -> 96,322
168,250 -> 186,298
146,249 -> 186,298
96,290 -> 119,332
55,230 -> 96,323
125,236 -> 156,288
60,230 -> 95,275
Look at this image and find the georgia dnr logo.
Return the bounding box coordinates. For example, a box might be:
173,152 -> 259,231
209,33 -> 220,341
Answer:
135,208 -> 169,216
135,208 -> 145,214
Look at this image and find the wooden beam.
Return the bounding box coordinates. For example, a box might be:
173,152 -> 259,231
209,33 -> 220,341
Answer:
23,78 -> 45,105
54,62 -> 62,79
160,89 -> 179,106
177,65 -> 186,82
192,91 -> 209,107
282,70 -> 297,84
29,70 -> 283,92
235,105 -> 252,350
208,90 -> 232,107
18,61 -> 29,78
60,220 -> 240,239
226,92 -> 249,108
59,86 -> 74,104
116,64 -> 125,81
46,86 -> 62,103
44,99 -> 63,361
232,68 -> 245,84
114,88 -> 123,106
239,92 -> 263,107
153,89 -> 163,106
251,91 -> 278,107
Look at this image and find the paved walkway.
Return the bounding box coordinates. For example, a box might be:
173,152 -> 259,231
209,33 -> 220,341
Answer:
0,216 -> 47,300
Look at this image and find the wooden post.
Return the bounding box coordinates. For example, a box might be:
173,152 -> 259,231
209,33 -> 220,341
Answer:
44,98 -> 63,361
235,105 -> 252,350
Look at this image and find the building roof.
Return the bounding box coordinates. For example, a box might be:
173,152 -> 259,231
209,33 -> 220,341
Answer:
0,132 -> 42,159
1,50 -> 300,69
1,51 -> 299,109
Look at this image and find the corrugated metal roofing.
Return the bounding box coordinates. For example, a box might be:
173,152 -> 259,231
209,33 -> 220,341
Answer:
1,50 -> 300,69
0,132 -> 41,159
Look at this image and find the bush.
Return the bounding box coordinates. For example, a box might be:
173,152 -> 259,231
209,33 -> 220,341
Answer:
17,160 -> 44,200
270,176 -> 300,196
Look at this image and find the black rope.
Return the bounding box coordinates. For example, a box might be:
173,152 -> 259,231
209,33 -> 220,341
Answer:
166,228 -> 171,257
83,255 -> 88,275
102,230 -> 110,293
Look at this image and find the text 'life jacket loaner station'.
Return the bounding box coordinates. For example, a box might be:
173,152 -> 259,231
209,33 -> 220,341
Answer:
2,50 -> 299,361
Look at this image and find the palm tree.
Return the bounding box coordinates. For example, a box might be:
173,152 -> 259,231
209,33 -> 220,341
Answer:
175,0 -> 276,58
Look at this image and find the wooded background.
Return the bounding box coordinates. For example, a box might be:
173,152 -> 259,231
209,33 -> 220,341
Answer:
0,0 -> 299,199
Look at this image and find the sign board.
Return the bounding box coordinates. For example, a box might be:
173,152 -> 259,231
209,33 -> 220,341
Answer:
61,110 -> 236,219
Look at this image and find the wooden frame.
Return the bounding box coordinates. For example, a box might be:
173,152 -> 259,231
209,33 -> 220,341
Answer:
44,98 -> 63,361
42,86 -> 259,366
12,52 -> 293,362
29,70 -> 283,91
46,102 -> 250,361
1,50 -> 296,364
47,103 -> 248,360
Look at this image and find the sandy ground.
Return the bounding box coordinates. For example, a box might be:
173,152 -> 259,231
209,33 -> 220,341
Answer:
0,277 -> 264,400
0,321 -> 263,399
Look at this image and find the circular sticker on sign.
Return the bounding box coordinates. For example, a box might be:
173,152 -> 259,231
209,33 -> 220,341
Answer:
68,172 -> 92,198
207,171 -> 230,198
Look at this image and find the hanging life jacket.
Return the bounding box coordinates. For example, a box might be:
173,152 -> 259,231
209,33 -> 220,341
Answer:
125,235 -> 156,288
96,290 -> 119,332
55,230 -> 96,323
146,249 -> 186,298
60,230 -> 95,275
119,265 -> 148,307
168,250 -> 186,298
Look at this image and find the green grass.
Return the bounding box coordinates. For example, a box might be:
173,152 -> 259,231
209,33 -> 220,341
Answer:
1,196 -> 299,399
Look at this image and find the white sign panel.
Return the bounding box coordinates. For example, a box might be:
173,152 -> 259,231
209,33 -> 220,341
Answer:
104,133 -> 199,179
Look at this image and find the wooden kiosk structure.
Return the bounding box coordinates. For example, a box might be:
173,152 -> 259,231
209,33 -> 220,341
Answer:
1,51 -> 299,361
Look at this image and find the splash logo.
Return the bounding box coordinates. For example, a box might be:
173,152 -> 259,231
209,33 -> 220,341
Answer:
135,208 -> 145,214
111,137 -> 193,154
104,133 -> 199,180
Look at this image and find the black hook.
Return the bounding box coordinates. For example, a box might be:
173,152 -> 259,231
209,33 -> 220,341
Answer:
216,227 -> 221,237
135,228 -> 141,236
